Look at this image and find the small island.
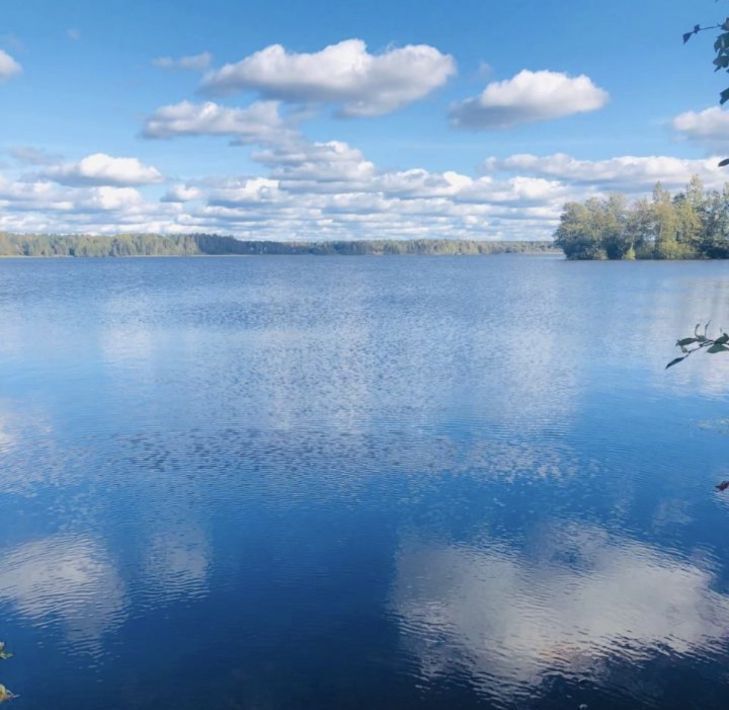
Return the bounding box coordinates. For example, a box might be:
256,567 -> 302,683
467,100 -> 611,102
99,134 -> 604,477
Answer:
555,177 -> 729,260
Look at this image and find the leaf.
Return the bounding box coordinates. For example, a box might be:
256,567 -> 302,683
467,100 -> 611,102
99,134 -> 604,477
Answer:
666,356 -> 688,369
684,32 -> 693,43
677,337 -> 698,346
707,343 -> 729,353
715,32 -> 729,51
715,332 -> 729,345
0,685 -> 16,703
720,87 -> 729,105
716,480 -> 729,492
719,158 -> 729,167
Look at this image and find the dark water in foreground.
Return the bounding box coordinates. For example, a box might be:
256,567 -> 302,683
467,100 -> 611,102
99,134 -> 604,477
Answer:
2,255 -> 729,709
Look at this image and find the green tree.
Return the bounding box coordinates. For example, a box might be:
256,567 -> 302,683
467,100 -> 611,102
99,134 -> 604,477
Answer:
554,178 -> 729,261
554,200 -> 606,259
600,194 -> 634,259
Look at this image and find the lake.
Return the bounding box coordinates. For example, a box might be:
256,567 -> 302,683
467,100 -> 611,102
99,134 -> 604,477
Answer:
1,254 -> 729,709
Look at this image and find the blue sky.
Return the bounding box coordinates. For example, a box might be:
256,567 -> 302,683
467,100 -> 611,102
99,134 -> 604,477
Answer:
1,0 -> 728,239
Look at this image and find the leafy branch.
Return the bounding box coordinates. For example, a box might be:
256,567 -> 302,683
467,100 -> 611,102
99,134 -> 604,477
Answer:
684,4 -> 729,165
683,23 -> 722,44
666,323 -> 729,368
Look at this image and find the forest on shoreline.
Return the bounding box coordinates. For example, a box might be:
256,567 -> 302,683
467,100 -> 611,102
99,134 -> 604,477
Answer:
0,233 -> 557,257
555,178 -> 729,260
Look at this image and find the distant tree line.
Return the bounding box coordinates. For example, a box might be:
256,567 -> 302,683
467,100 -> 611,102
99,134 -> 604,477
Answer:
555,178 -> 729,260
0,233 -> 557,258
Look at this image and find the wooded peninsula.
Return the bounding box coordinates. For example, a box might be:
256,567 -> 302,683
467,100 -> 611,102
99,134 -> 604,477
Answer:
0,234 -> 556,257
555,178 -> 729,260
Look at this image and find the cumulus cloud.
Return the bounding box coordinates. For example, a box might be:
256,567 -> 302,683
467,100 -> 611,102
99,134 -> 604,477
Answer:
83,186 -> 145,211
161,184 -> 202,202
142,100 -> 287,143
208,177 -> 281,207
672,106 -> 729,147
450,69 -> 608,129
200,38 -> 456,117
42,153 -> 163,186
153,51 -> 212,71
0,49 -> 22,81
255,139 -> 377,190
484,152 -> 726,191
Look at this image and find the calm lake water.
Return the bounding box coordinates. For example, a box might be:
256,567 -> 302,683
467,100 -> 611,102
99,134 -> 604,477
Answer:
2,255 -> 729,709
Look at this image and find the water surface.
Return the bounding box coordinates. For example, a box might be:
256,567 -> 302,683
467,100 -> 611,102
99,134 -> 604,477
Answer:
1,255 -> 729,709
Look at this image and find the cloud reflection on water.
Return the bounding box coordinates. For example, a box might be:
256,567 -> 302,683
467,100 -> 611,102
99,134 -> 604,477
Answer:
143,526 -> 210,601
0,535 -> 126,653
393,525 -> 729,701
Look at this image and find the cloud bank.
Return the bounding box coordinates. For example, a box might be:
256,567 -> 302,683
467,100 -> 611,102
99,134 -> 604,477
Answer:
2,128 -> 724,240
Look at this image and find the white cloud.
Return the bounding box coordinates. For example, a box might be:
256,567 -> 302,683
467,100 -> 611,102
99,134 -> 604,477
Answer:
43,153 -> 163,187
672,106 -> 729,146
484,152 -> 726,190
83,186 -> 145,211
153,51 -> 212,71
255,139 -> 377,190
161,184 -> 202,202
0,49 -> 22,81
450,69 -> 608,129
201,38 -> 456,117
142,100 -> 287,143
208,177 -> 281,206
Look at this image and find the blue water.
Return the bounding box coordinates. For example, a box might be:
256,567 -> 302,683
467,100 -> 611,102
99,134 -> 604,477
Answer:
1,255 -> 729,709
